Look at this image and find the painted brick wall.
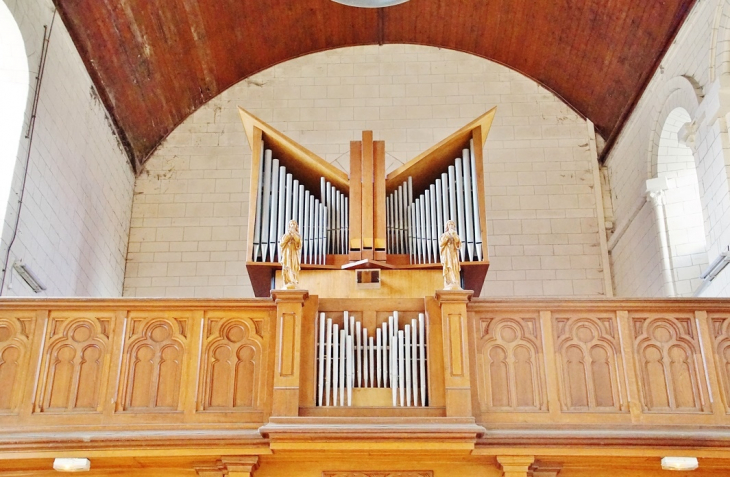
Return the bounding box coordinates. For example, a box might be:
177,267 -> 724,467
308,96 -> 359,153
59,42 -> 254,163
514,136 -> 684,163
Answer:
0,0 -> 135,297
604,0 -> 730,297
124,45 -> 607,298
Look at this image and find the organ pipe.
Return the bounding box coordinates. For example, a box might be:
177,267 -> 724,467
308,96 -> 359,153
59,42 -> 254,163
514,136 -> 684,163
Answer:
388,141 -> 484,265
315,311 -> 428,407
251,144 -> 349,264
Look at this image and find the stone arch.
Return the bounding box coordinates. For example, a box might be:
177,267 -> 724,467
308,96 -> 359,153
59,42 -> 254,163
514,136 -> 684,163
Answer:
657,107 -> 708,296
713,0 -> 730,85
647,76 -> 701,180
639,76 -> 705,297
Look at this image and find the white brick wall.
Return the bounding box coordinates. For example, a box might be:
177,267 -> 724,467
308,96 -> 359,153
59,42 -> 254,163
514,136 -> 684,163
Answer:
0,0 -> 28,231
124,45 -> 606,298
604,0 -> 730,298
0,0 -> 135,297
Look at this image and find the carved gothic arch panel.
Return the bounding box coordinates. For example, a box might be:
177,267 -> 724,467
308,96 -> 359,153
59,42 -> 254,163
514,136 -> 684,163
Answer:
476,314 -> 547,412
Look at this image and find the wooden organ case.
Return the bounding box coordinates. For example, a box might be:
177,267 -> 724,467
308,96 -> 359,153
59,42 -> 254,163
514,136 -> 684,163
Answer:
241,107 -> 495,297
239,106 -> 494,422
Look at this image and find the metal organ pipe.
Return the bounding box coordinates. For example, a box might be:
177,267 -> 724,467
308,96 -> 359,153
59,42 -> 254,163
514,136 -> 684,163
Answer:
269,159 -> 280,262
260,151 -> 272,261
470,139 -> 483,261
315,311 -> 428,407
386,142 -> 483,265
317,313 -> 325,406
253,147 -> 265,261
332,323 -> 339,406
251,145 -> 349,265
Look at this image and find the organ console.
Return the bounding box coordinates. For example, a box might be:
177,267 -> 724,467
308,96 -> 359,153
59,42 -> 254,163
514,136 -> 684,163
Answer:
240,106 -> 495,296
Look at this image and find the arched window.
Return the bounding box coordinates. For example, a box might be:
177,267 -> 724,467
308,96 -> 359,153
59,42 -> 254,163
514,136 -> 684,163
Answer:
657,107 -> 708,296
0,1 -> 28,226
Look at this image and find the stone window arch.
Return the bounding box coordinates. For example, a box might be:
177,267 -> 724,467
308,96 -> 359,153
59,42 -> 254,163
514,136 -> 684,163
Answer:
656,107 -> 708,296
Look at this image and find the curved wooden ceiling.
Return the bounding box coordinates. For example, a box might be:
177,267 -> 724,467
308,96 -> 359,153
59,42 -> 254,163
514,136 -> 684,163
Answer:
55,0 -> 695,171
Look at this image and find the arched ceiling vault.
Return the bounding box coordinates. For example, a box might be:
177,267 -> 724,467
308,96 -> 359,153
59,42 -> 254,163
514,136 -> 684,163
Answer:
54,0 -> 696,173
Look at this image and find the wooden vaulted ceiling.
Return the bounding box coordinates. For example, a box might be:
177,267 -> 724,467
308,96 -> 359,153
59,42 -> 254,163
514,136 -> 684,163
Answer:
54,0 -> 696,172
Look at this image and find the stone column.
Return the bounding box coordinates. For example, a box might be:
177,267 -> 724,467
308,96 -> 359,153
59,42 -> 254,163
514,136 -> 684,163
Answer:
646,177 -> 676,297
435,289 -> 473,417
497,456 -> 535,477
271,289 -> 309,416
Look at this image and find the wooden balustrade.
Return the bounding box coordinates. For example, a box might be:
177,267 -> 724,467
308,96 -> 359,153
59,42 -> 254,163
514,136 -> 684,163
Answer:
0,299 -> 276,436
2,297 -> 730,455
468,299 -> 730,443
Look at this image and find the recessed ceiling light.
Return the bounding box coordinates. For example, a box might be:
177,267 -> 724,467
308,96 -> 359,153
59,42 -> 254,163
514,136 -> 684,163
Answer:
331,0 -> 409,8
661,457 -> 698,471
53,458 -> 90,472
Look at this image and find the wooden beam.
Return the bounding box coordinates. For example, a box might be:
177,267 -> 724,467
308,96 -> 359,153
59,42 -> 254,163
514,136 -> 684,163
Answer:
471,126 -> 489,265
361,131 -> 374,259
246,126 -> 264,262
238,107 -> 349,193
374,139 -> 386,260
349,140 -> 362,260
386,108 -> 496,196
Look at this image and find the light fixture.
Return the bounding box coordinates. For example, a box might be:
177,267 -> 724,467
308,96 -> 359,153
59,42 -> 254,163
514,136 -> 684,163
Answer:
331,0 -> 409,8
700,246 -> 730,281
53,458 -> 90,472
12,261 -> 46,293
661,457 -> 698,471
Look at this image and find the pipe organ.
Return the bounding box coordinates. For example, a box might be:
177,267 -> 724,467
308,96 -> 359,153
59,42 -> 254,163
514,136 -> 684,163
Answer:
252,146 -> 346,265
241,106 -> 494,296
315,311 -> 428,407
386,139 -> 484,264
322,178 -> 349,255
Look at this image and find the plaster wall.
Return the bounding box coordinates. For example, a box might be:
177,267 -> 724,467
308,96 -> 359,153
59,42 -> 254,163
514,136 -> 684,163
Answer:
0,0 -> 135,297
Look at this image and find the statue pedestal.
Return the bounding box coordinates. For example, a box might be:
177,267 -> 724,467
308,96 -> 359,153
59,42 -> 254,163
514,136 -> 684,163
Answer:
270,289 -> 309,416
435,289 -> 473,418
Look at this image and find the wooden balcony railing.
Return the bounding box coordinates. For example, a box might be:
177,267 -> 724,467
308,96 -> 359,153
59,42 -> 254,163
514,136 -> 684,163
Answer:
468,299 -> 730,445
1,296 -> 730,454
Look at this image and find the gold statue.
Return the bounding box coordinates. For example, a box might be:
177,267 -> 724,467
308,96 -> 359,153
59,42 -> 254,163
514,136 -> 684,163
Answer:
439,220 -> 462,290
279,220 -> 302,289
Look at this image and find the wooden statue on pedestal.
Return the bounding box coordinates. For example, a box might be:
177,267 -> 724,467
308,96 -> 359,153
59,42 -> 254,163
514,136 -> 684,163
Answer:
439,220 -> 461,290
279,220 -> 302,289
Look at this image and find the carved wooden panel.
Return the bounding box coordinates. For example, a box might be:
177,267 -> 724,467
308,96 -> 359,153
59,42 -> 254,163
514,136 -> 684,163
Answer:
35,313 -> 113,413
199,313 -> 266,411
0,313 -> 34,414
709,314 -> 730,413
476,314 -> 547,412
117,313 -> 190,412
554,314 -> 624,412
632,314 -> 706,412
323,472 -> 433,477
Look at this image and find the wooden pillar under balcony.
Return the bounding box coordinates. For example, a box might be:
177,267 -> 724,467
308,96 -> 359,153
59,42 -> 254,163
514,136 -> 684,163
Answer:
271,289 -> 309,416
196,457 -> 259,477
531,461 -> 562,477
497,456 -> 535,477
194,463 -> 225,477
221,456 -> 259,477
435,289 -> 473,417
